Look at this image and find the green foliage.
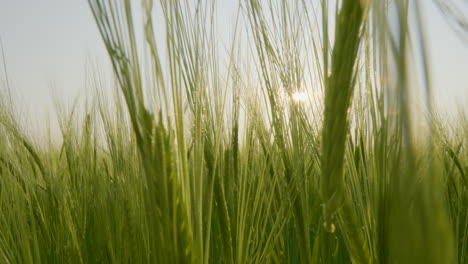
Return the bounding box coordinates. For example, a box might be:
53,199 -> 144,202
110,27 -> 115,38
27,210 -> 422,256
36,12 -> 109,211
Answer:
0,0 -> 466,263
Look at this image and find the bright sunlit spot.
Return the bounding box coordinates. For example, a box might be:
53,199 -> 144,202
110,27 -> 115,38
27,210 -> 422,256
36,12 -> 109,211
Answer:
292,92 -> 307,102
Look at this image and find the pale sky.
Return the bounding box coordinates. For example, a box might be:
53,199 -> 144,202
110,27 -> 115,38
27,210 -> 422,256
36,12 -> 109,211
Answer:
0,0 -> 467,134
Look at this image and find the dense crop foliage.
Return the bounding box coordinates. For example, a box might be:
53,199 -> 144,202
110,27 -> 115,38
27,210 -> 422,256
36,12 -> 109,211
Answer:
0,0 -> 467,263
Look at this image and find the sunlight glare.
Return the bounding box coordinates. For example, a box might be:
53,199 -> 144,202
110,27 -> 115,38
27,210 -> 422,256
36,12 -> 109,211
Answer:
292,92 -> 307,102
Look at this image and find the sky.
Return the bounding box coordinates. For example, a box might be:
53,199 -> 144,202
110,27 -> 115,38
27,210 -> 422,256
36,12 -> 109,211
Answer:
0,0 -> 467,137
0,1 -> 107,103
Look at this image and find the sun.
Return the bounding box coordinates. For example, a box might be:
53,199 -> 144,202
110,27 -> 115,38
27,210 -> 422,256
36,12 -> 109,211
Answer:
292,92 -> 307,102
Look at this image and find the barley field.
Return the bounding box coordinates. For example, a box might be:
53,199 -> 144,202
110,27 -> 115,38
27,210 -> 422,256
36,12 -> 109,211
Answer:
0,0 -> 467,263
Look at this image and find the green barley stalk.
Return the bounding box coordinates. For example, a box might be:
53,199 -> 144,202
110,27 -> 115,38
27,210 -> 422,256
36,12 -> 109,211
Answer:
320,0 -> 364,230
